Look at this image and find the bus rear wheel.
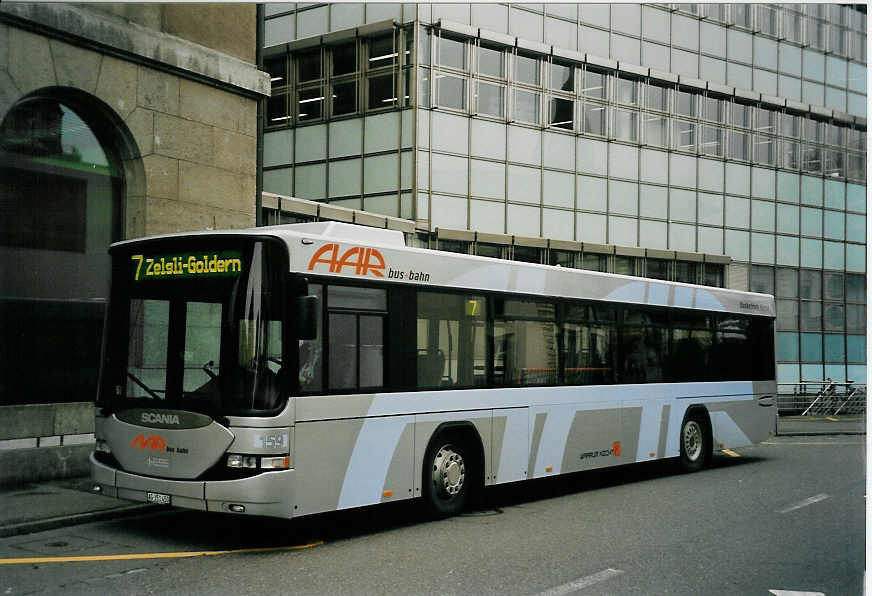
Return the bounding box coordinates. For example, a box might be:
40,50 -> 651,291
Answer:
423,435 -> 473,517
679,411 -> 711,473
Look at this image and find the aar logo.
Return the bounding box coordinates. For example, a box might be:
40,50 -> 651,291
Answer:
307,243 -> 386,278
579,441 -> 622,460
131,434 -> 167,451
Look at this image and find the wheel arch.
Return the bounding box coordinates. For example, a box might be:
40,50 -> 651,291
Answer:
424,421 -> 486,488
682,404 -> 713,435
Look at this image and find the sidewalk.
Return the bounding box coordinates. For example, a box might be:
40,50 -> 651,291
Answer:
0,476 -> 153,538
777,415 -> 866,436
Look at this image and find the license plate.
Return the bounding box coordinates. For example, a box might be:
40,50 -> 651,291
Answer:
146,491 -> 171,505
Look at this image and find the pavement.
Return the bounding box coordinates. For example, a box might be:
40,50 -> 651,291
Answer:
0,415 -> 864,539
0,476 -> 153,538
776,414 -> 866,435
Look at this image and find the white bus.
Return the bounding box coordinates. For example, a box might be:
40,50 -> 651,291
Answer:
92,222 -> 776,518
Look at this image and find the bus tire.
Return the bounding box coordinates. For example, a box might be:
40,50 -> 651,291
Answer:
679,410 -> 712,473
422,433 -> 475,518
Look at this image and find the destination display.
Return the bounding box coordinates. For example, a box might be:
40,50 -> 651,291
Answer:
130,251 -> 243,281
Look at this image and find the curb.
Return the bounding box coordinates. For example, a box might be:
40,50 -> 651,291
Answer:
0,504 -> 155,538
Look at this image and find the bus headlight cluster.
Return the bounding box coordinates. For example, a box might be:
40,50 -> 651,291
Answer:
227,454 -> 257,468
226,454 -> 290,470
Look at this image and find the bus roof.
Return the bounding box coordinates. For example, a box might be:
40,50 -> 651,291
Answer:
111,223 -> 775,317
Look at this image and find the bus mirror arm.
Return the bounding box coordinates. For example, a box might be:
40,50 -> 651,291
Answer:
296,295 -> 319,340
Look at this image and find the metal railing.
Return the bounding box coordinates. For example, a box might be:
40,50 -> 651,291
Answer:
776,380 -> 866,417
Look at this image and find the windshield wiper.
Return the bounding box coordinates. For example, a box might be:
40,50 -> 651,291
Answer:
126,372 -> 162,400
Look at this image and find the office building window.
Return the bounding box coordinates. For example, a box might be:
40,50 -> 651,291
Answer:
549,97 -> 574,130
515,53 -> 540,86
513,89 -> 540,124
478,44 -> 505,79
438,35 -> 466,70
582,69 -> 607,99
583,102 -> 606,135
644,114 -> 668,147
476,82 -> 505,117
551,62 -> 574,93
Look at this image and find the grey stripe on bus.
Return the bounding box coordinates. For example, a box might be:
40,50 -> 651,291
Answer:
491,415 -> 507,484
294,418 -> 365,514
620,407 -> 642,464
560,408 -> 627,474
706,399 -> 767,446
528,413 -> 547,477
382,422 -> 414,501
656,404 -> 671,459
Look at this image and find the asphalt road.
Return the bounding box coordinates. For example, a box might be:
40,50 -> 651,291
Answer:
1,435 -> 864,596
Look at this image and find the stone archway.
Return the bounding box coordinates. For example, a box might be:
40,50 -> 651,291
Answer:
0,87 -> 144,406
4,85 -> 148,238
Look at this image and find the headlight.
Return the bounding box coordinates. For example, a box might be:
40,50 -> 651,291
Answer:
226,454 -> 257,468
95,439 -> 111,454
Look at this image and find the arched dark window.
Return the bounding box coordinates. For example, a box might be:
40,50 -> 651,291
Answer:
0,97 -> 123,405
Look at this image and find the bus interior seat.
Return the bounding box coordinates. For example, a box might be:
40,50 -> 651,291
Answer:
417,349 -> 445,388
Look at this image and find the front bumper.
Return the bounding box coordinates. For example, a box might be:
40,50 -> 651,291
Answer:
91,452 -> 295,518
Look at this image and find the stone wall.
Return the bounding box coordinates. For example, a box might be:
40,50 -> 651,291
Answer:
0,403 -> 95,486
78,3 -> 257,63
163,4 -> 257,63
0,13 -> 259,237
141,72 -> 258,235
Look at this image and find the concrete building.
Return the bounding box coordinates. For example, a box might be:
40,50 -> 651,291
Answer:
0,3 -> 268,483
260,3 -> 867,395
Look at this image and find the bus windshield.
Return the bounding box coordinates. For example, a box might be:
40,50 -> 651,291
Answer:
99,238 -> 287,416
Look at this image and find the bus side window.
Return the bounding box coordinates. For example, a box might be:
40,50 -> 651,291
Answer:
416,292 -> 486,389
326,285 -> 386,392
562,304 -> 616,386
669,310 -> 713,382
750,317 -> 775,381
619,309 -> 668,384
494,299 -> 558,387
712,315 -> 751,381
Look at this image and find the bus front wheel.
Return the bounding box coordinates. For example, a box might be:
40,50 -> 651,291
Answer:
423,435 -> 473,517
679,411 -> 712,473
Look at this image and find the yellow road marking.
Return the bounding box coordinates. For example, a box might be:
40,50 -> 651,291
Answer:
0,541 -> 323,565
826,416 -> 839,422
721,449 -> 741,457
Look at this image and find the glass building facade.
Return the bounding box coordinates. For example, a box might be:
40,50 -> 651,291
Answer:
260,3 -> 867,391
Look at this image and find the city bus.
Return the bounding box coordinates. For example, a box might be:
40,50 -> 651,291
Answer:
92,221 -> 776,519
